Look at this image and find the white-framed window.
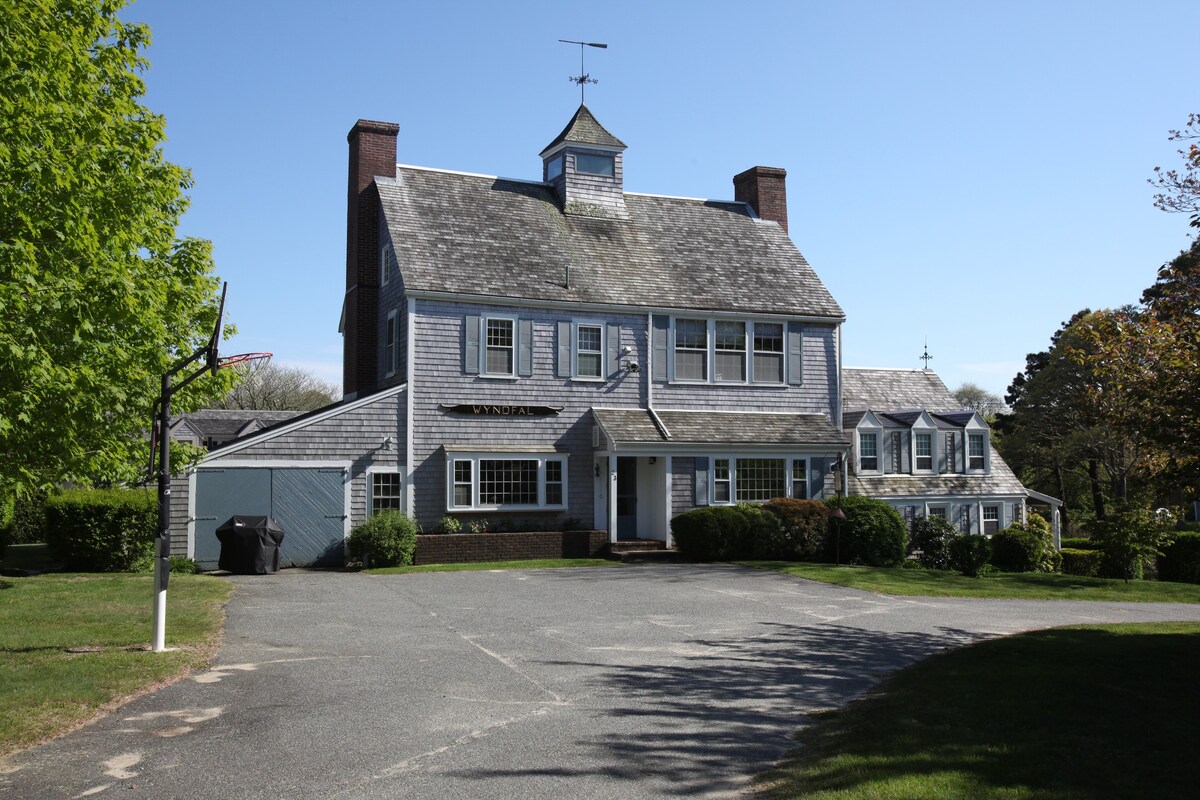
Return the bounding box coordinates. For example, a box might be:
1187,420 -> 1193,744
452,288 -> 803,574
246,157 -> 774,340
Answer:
915,432 -> 933,471
380,242 -> 394,286
674,318 -> 708,381
713,458 -> 731,503
714,321 -> 747,382
752,322 -> 784,384
968,433 -> 986,471
370,469 -> 402,515
546,155 -> 563,180
384,309 -> 398,378
484,317 -> 515,376
446,454 -> 568,511
859,432 -> 879,472
576,152 -> 614,176
708,456 -> 807,505
791,458 -> 808,499
983,504 -> 1001,534
576,323 -> 603,379
928,505 -> 948,520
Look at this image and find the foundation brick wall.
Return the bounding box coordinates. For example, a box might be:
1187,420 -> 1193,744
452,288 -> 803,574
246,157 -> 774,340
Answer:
413,531 -> 610,565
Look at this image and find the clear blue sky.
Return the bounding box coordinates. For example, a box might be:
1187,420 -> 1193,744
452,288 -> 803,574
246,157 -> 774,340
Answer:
126,0 -> 1198,402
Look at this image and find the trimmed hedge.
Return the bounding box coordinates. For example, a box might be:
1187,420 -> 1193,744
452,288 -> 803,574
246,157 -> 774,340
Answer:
347,511 -> 419,568
759,498 -> 830,560
671,506 -> 750,561
909,515 -> 958,570
45,489 -> 157,571
1158,532 -> 1200,584
989,528 -> 1044,573
826,495 -> 907,567
1061,548 -> 1102,577
951,534 -> 992,577
1061,537 -> 1102,551
2,490 -> 47,545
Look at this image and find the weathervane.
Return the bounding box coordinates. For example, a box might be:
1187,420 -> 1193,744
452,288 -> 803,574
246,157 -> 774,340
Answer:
920,339 -> 933,369
560,39 -> 607,103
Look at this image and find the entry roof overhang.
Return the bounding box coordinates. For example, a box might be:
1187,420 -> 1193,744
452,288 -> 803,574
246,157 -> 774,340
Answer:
592,408 -> 850,454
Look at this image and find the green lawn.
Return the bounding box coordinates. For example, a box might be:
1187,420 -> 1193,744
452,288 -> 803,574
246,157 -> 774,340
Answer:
754,621 -> 1200,800
740,561 -> 1200,603
368,557 -> 619,574
0,572 -> 231,756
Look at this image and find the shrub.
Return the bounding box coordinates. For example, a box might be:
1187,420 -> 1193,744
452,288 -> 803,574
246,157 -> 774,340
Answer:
438,515 -> 462,535
908,515 -> 958,570
1061,537 -> 1101,551
670,506 -> 749,561
3,490 -> 48,545
950,534 -> 992,577
826,496 -> 907,567
1158,532 -> 1200,584
169,556 -> 201,574
989,528 -> 1044,572
761,498 -> 831,560
347,511 -> 419,568
1060,548 -> 1103,577
735,502 -> 785,559
0,492 -> 12,561
1091,507 -> 1171,582
45,488 -> 156,571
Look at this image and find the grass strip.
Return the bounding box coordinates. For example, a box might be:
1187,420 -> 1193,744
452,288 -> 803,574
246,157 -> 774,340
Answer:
0,572 -> 231,756
754,621 -> 1200,800
740,561 -> 1200,603
368,558 -> 620,574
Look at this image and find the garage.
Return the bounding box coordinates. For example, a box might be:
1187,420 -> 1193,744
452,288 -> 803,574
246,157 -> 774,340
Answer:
192,464 -> 350,568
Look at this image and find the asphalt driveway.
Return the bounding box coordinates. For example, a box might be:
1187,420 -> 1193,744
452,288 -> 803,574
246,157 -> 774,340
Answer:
5,564 -> 1200,799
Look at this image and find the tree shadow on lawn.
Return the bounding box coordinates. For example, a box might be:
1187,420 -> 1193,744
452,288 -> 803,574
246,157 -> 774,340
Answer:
441,620 -> 989,795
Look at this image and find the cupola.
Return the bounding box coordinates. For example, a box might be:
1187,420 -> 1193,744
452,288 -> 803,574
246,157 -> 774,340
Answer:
540,104 -> 627,219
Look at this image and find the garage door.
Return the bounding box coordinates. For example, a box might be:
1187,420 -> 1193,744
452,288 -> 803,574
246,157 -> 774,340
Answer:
193,466 -> 348,568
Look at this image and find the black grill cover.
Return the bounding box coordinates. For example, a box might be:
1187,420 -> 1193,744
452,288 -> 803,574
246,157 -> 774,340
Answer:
216,516 -> 285,574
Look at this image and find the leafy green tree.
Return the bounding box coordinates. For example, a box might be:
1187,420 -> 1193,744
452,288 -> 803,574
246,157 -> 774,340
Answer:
0,1 -> 227,498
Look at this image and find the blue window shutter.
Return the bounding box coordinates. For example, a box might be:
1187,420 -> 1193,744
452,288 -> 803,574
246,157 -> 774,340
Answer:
694,457 -> 709,506
652,315 -> 669,381
518,319 -> 534,377
464,315 -> 480,375
557,321 -> 571,377
787,321 -> 804,385
900,434 -> 911,473
606,324 -> 620,377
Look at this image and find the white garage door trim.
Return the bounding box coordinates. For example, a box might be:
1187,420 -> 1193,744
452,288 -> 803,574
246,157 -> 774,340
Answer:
187,460 -> 352,560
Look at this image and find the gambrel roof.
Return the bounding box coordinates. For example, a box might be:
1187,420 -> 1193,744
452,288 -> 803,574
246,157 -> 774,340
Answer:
376,167 -> 844,319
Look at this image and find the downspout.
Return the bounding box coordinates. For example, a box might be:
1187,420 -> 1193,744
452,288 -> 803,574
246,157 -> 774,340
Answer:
645,312 -> 672,441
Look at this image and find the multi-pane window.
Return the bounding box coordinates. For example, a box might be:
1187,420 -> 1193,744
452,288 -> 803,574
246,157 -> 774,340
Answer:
577,324 -> 603,378
714,321 -> 746,382
929,506 -> 948,520
753,323 -> 784,383
735,459 -> 786,501
545,461 -> 563,506
915,433 -> 932,471
791,459 -> 808,499
448,456 -> 566,510
983,505 -> 1000,534
485,318 -> 515,376
675,319 -> 708,381
860,433 -> 878,472
380,243 -> 394,286
576,153 -> 614,176
969,433 -> 986,470
713,459 -> 731,503
385,309 -> 398,377
453,461 -> 473,507
371,472 -> 402,514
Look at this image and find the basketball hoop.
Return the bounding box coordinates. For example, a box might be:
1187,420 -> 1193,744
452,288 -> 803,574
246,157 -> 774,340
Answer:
217,352 -> 273,369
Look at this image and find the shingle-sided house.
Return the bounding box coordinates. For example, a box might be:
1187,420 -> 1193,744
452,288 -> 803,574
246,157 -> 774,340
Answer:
841,367 -> 1061,541
169,409 -> 302,451
170,104 -> 853,566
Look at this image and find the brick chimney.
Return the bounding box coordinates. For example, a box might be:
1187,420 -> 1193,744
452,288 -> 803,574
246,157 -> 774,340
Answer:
733,166 -> 788,234
343,119 -> 399,398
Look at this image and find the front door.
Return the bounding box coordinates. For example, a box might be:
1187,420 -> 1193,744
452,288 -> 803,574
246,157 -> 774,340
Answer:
616,457 -> 637,540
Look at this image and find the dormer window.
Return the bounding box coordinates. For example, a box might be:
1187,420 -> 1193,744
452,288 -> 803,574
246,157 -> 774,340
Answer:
915,432 -> 933,471
968,433 -> 986,471
546,155 -> 563,181
576,153 -> 614,176
859,432 -> 879,472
